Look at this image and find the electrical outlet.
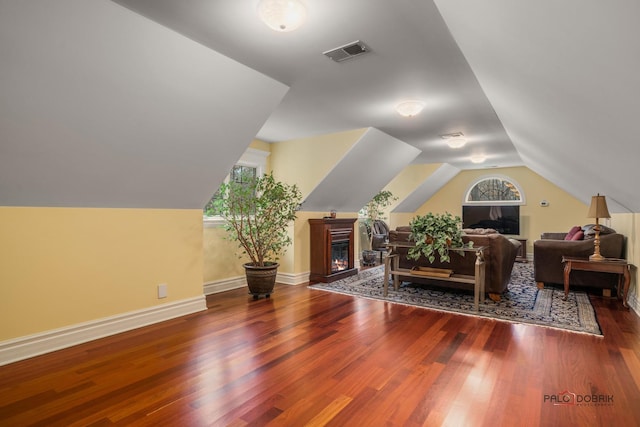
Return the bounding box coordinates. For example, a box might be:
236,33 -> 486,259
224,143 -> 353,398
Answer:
157,283 -> 167,299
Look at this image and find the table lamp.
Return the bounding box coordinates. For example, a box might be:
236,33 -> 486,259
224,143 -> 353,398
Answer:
587,193 -> 611,261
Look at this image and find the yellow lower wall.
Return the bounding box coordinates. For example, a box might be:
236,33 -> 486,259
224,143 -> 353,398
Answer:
0,207 -> 204,341
204,211 -> 362,280
203,226 -> 248,282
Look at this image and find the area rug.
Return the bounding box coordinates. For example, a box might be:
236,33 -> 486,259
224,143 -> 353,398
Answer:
310,263 -> 602,336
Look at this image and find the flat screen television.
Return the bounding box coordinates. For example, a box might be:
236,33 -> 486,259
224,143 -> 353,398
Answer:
462,205 -> 520,235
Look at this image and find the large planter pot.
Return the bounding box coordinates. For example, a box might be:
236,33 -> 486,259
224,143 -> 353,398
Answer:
244,262 -> 279,299
362,250 -> 378,266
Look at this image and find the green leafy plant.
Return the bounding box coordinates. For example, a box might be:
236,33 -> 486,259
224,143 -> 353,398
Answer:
407,212 -> 470,263
214,172 -> 302,267
362,190 -> 397,250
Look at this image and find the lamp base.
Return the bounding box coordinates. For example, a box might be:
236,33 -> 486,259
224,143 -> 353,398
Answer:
589,253 -> 606,261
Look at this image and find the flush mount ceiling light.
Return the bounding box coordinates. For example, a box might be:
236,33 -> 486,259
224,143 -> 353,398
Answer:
441,132 -> 466,148
470,155 -> 487,164
396,101 -> 425,117
257,0 -> 306,32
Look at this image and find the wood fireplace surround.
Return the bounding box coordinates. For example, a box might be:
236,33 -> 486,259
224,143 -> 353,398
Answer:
308,218 -> 358,283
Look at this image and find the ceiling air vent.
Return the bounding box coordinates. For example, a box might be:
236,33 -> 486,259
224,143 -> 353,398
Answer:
323,40 -> 369,62
440,132 -> 465,139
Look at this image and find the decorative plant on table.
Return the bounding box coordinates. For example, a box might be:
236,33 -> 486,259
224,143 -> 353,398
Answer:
361,190 -> 397,264
214,171 -> 302,299
407,212 -> 470,263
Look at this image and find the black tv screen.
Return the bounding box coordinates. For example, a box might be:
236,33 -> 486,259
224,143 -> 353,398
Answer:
462,205 -> 520,235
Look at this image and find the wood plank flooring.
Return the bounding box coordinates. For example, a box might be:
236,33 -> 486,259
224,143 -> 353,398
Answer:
1,282 -> 639,426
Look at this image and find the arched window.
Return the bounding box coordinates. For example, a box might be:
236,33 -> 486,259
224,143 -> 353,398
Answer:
464,175 -> 524,205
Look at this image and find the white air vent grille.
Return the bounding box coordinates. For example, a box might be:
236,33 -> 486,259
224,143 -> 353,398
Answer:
323,40 -> 369,62
440,132 -> 465,139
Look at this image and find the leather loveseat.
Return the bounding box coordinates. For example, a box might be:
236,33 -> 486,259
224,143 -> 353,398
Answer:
533,227 -> 625,290
387,227 -> 521,300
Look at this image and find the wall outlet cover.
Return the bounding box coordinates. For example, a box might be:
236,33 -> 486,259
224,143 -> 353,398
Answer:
157,284 -> 168,299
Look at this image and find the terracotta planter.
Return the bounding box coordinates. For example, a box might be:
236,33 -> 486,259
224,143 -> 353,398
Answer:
244,262 -> 278,299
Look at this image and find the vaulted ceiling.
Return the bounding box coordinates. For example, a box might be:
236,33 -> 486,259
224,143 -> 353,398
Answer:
2,0 -> 639,214
111,0 -> 640,213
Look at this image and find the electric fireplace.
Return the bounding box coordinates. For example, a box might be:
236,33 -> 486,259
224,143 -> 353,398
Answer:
309,217 -> 358,283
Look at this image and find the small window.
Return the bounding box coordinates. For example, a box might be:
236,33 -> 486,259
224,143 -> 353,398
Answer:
204,165 -> 257,217
203,148 -> 269,226
464,175 -> 524,205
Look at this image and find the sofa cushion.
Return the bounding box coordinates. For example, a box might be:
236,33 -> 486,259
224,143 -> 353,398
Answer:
463,228 -> 498,235
564,225 -> 582,240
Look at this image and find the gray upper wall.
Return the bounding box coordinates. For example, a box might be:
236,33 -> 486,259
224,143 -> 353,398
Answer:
0,0 -> 288,209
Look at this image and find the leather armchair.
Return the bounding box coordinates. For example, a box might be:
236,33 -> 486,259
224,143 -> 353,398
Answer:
533,233 -> 625,289
370,220 -> 390,251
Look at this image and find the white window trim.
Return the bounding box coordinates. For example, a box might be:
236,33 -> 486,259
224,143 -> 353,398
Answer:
204,148 -> 270,228
462,174 -> 526,206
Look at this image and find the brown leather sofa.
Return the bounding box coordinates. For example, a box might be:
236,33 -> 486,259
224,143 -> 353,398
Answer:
388,227 -> 520,300
533,232 -> 625,290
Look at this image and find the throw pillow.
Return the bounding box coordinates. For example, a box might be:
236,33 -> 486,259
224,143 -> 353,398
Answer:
564,225 -> 582,240
582,224 -> 616,239
570,230 -> 584,240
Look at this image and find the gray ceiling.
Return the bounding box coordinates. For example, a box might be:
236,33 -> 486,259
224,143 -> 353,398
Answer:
111,0 -> 521,170
110,0 -> 640,213
2,0 -> 639,213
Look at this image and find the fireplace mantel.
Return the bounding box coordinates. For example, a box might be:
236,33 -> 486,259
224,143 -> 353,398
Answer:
308,218 -> 358,283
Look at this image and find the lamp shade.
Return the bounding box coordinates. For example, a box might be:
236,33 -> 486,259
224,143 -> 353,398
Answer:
257,0 -> 306,32
587,194 -> 611,219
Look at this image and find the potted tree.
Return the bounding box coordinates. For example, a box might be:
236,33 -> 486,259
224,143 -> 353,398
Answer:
407,212 -> 470,263
361,190 -> 397,265
214,171 -> 302,299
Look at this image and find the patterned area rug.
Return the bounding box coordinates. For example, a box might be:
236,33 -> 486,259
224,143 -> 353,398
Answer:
310,263 -> 602,336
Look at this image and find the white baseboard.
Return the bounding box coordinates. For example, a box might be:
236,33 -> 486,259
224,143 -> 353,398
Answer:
627,291 -> 639,316
203,275 -> 246,295
0,296 -> 207,367
277,270 -> 310,285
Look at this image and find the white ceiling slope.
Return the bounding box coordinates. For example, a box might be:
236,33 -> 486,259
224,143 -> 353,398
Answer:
393,164 -> 461,213
301,128 -> 420,212
433,0 -> 640,213
0,0 -> 287,209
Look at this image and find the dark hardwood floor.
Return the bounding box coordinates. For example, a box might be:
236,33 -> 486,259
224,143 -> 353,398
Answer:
1,281 -> 639,426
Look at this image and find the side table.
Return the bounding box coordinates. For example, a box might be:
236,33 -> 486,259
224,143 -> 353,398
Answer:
512,237 -> 527,262
561,257 -> 631,308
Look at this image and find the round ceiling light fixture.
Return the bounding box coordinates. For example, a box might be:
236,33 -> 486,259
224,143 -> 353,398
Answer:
257,0 -> 307,32
395,101 -> 425,117
446,137 -> 467,149
470,154 -> 487,164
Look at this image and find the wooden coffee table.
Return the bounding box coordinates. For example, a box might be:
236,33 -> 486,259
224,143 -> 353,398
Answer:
384,243 -> 487,311
561,256 -> 631,308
